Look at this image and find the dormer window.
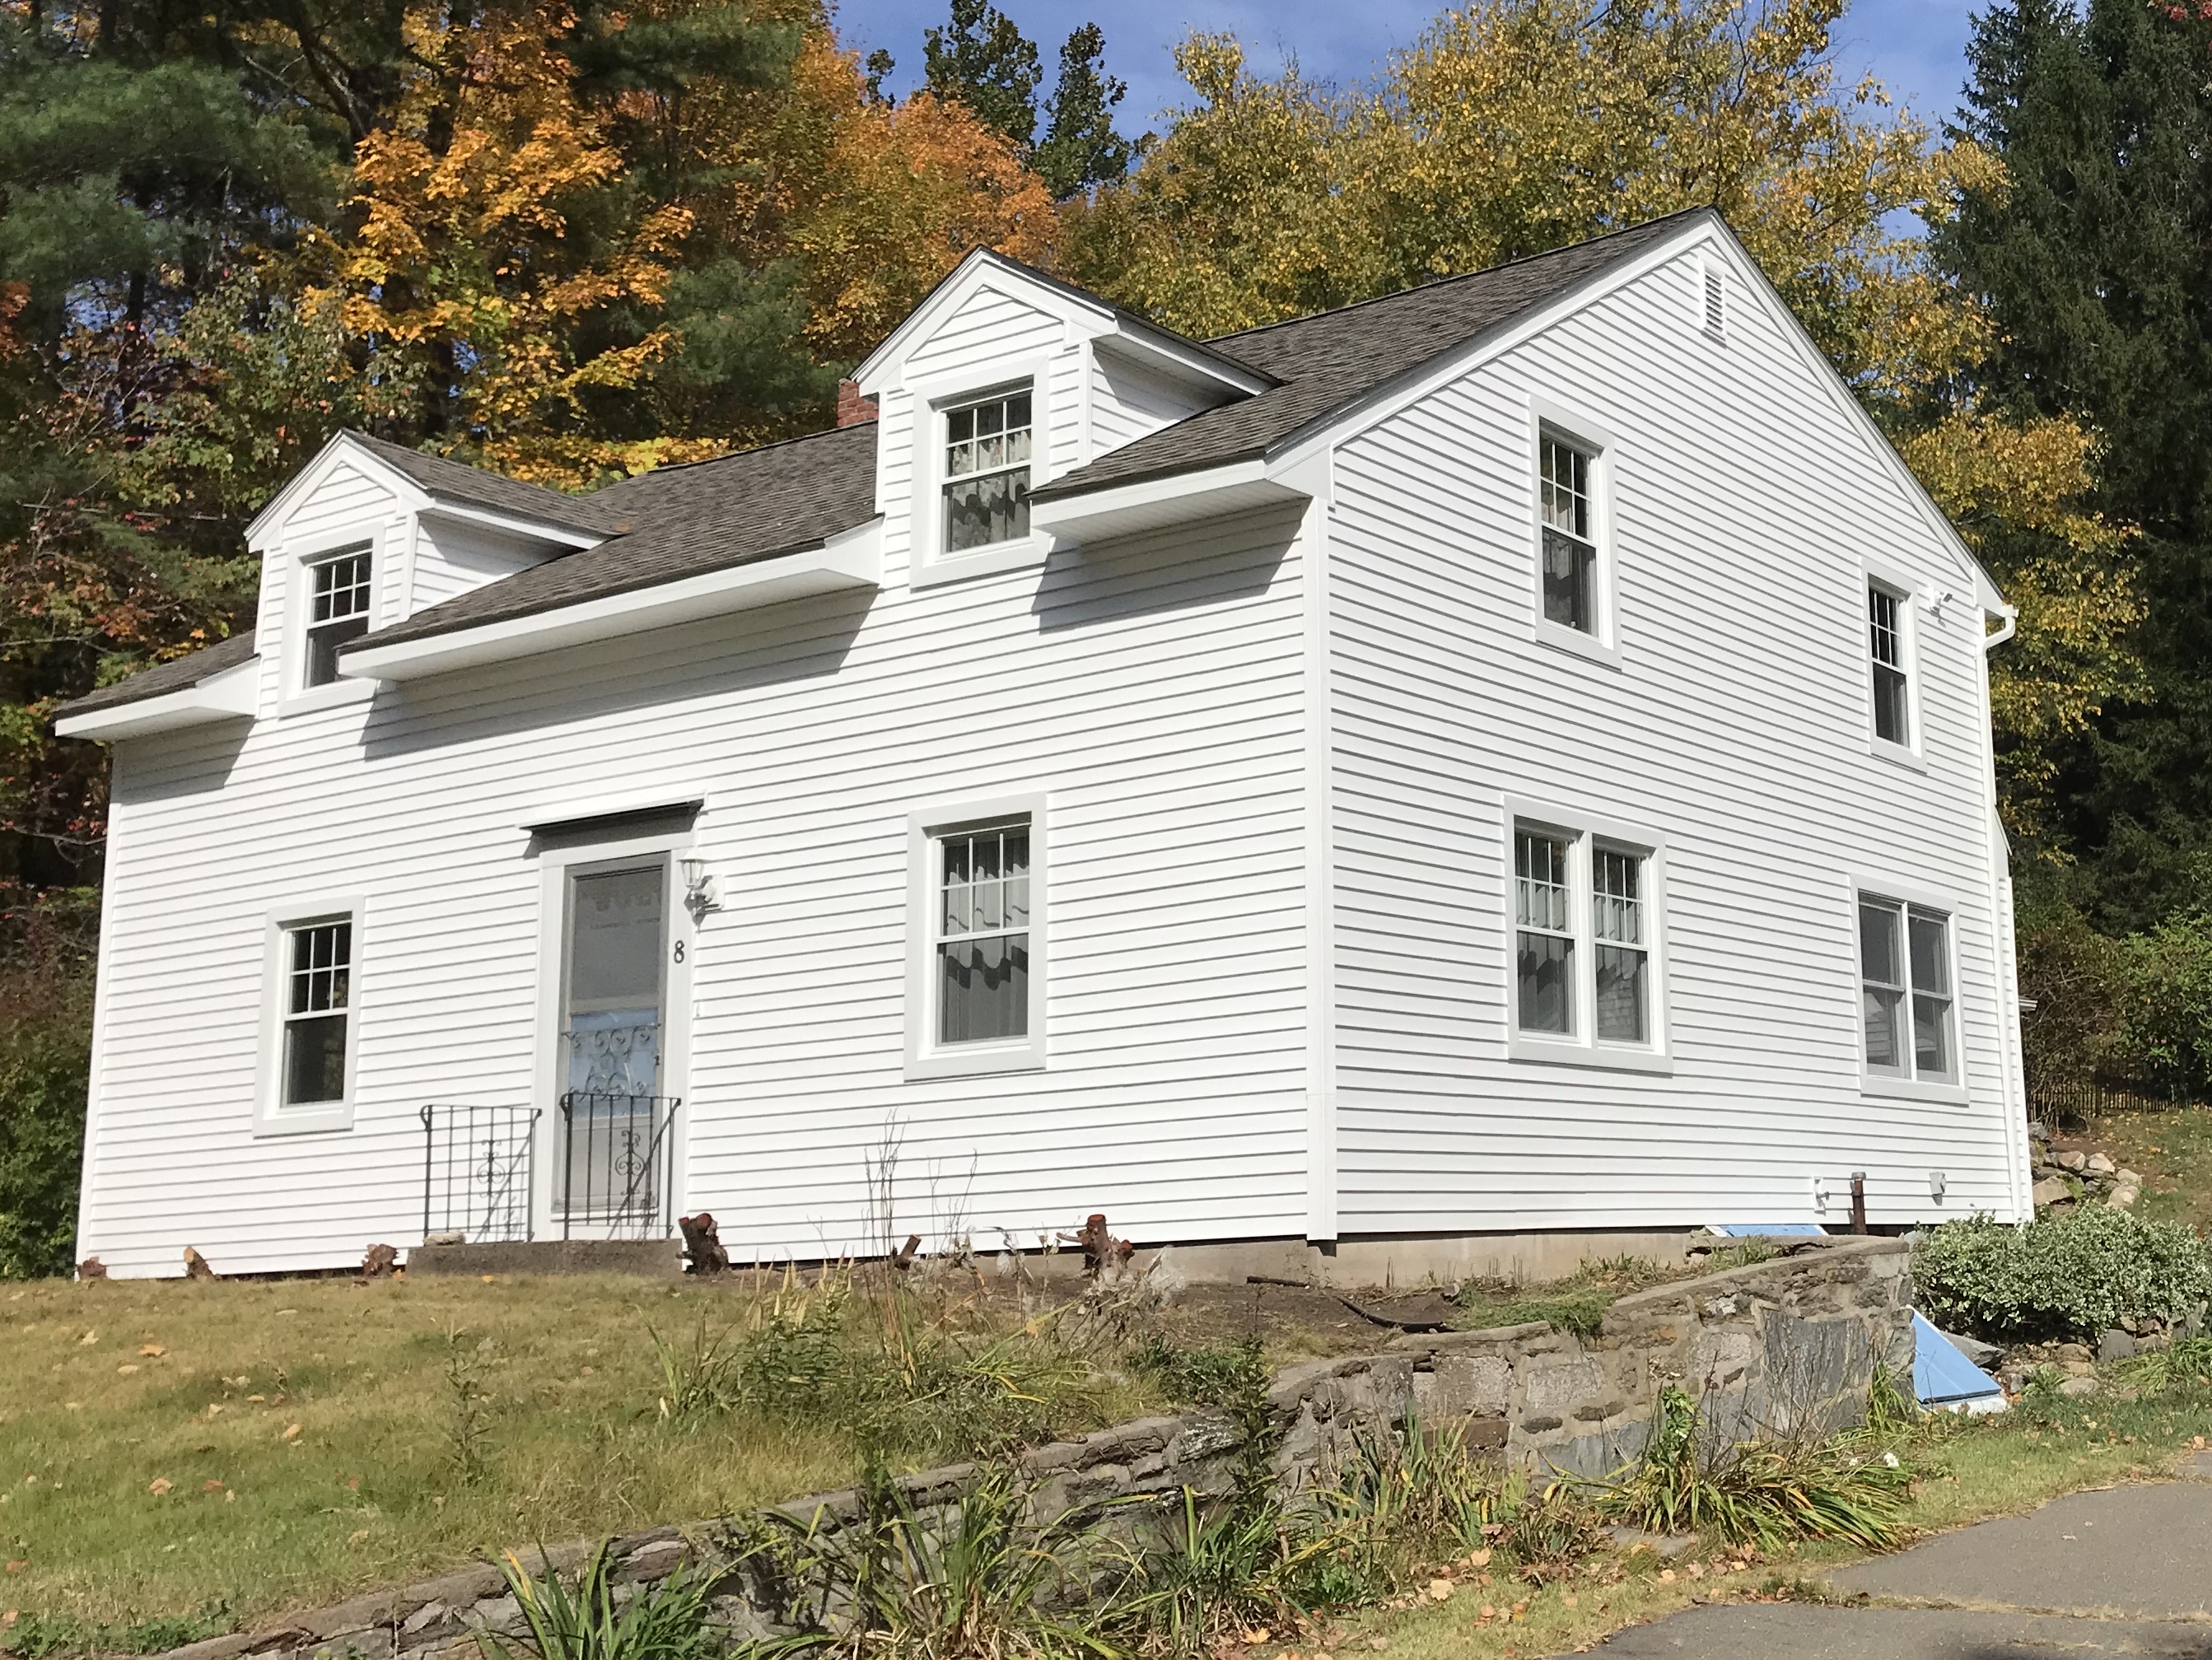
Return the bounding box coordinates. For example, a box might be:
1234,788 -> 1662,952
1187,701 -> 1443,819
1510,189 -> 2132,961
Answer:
944,391 -> 1032,552
305,547 -> 372,688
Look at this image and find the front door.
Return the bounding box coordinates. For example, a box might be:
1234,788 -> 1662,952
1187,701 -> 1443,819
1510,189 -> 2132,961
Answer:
559,862 -> 669,1228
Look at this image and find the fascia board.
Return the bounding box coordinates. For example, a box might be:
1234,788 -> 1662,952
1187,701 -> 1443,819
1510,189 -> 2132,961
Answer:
1027,460 -> 1304,544
415,500 -> 607,550
246,433 -> 430,552
341,517 -> 884,682
1094,329 -> 1272,399
54,656 -> 260,740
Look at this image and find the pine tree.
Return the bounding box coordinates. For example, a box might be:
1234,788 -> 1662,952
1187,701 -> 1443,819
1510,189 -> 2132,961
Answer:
1034,21 -> 1132,198
922,0 -> 1041,152
1944,0 -> 2212,924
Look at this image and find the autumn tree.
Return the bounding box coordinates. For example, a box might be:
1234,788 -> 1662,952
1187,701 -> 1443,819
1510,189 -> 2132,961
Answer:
1062,0 -> 2144,848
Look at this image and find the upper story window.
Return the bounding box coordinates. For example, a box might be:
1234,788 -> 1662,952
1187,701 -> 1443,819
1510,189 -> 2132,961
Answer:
1868,582 -> 1911,747
1859,894 -> 1954,1084
305,548 -> 373,688
936,820 -> 1030,1044
1538,433 -> 1597,634
282,919 -> 352,1106
1513,816 -> 1662,1062
944,391 -> 1032,553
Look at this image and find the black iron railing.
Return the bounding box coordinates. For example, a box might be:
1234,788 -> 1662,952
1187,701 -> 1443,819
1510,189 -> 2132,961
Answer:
559,1093 -> 679,1238
421,1103 -> 539,1244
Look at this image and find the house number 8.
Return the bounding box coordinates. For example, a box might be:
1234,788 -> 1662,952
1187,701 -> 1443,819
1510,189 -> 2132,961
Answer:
673,940 -> 686,965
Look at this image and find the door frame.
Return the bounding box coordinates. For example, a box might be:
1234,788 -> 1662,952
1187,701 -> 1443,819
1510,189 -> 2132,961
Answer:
529,828 -> 696,1236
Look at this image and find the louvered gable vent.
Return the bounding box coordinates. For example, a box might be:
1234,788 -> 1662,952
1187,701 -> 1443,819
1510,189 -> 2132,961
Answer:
1701,261 -> 1727,342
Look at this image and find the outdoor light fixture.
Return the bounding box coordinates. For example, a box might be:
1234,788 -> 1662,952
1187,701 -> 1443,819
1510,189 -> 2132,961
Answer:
1929,1171 -> 1947,1204
679,856 -> 721,923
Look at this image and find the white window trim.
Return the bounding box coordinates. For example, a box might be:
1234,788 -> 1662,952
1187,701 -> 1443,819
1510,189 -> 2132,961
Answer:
904,361 -> 1054,590
1502,797 -> 1671,1074
253,896 -> 366,1136
905,790 -> 1048,1080
1525,395 -> 1622,667
1862,558 -> 1927,772
1850,871 -> 1968,1105
278,526 -> 390,716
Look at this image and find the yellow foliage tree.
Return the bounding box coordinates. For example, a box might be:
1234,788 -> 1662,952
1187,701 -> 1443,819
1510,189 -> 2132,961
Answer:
1063,0 -> 2141,842
333,0 -> 723,486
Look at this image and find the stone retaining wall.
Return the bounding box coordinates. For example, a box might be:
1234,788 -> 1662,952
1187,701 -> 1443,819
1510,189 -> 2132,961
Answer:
154,1238 -> 1911,1660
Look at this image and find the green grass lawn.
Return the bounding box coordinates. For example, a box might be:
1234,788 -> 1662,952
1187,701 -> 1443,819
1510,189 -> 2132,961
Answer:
0,1270 -> 1151,1641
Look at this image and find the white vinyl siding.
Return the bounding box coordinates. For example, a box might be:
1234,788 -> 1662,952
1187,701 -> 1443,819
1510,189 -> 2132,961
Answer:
1327,243 -> 2021,1230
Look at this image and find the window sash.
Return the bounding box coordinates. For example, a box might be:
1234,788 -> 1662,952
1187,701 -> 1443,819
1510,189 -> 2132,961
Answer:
944,393 -> 1034,553
936,823 -> 1031,1045
1514,826 -> 1656,1047
1538,434 -> 1597,635
282,921 -> 351,1106
1859,896 -> 1954,1081
1868,585 -> 1910,745
305,550 -> 373,688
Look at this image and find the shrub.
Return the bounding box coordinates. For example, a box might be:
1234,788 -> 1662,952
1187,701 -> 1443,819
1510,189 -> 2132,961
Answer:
1915,1210 -> 2212,1341
2117,904 -> 2212,1093
483,1540 -> 712,1660
0,965 -> 91,1280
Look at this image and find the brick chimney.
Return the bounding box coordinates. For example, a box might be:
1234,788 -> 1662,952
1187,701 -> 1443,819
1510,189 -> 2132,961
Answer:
836,380 -> 879,427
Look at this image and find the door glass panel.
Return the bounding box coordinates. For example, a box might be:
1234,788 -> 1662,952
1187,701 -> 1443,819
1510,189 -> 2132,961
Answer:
565,866 -> 664,1098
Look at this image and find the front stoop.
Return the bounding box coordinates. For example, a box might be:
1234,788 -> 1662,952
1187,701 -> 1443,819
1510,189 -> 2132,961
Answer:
405,1238 -> 683,1277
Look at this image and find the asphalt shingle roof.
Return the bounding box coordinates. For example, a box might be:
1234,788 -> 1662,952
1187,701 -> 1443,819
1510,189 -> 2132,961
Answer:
356,422 -> 880,650
58,213 -> 1711,720
1031,209 -> 1709,502
57,630 -> 259,718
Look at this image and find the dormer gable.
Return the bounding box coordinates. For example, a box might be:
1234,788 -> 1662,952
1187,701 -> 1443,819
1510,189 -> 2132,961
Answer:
245,432 -> 617,714
848,250 -> 1268,587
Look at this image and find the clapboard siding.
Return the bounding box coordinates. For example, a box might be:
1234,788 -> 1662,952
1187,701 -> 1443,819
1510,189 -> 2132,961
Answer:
1326,245 -> 2023,1233
408,520 -> 554,613
82,445 -> 1314,1274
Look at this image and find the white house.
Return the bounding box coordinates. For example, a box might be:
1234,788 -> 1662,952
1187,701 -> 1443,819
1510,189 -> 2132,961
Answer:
57,209 -> 2034,1284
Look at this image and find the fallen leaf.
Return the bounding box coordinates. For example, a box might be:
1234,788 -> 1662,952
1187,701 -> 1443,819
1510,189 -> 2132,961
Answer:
1427,1579 -> 1454,1602
147,1478 -> 173,1496
273,1309 -> 296,1317
1563,1595 -> 1578,1607
205,1405 -> 222,1419
63,1403 -> 80,1412
2,1609 -> 16,1625
225,1490 -> 237,1504
348,1528 -> 371,1546
139,1345 -> 165,1358
1468,1547 -> 1492,1568
1479,1606 -> 1496,1620
117,1364 -> 139,1376
77,1331 -> 96,1346
1685,1563 -> 1705,1580
481,1275 -> 496,1284
1659,1569 -> 1676,1583
1241,1630 -> 1269,1647
203,1480 -> 225,1493
580,1367 -> 594,1378
281,1423 -> 301,1441
246,1394 -> 264,1403
344,1476 -> 360,1491
3,1563 -> 23,1574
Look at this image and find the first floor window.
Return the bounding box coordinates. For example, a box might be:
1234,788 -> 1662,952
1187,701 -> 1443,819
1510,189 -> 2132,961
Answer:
937,821 -> 1029,1043
306,548 -> 373,688
282,920 -> 352,1104
1859,895 -> 1954,1082
1514,818 -> 1658,1051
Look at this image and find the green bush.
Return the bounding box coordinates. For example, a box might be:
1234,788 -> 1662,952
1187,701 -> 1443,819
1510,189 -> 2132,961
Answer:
1916,1210 -> 2212,1341
0,967 -> 91,1280
2116,903 -> 2212,1092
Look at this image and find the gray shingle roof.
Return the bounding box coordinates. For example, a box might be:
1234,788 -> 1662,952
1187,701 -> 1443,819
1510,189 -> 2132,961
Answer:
354,422 -> 880,651
1031,209 -> 1711,503
56,629 -> 259,719
342,431 -> 634,535
59,213 -> 1713,721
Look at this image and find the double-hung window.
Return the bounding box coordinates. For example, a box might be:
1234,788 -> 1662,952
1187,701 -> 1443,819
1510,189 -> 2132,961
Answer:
1512,816 -> 1663,1061
282,920 -> 352,1106
305,548 -> 372,688
1538,433 -> 1598,635
944,391 -> 1032,553
936,821 -> 1031,1044
1859,895 -> 1955,1084
1867,582 -> 1911,748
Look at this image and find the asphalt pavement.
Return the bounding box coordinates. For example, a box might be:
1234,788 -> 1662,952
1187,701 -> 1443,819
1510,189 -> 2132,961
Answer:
1549,1455 -> 2212,1657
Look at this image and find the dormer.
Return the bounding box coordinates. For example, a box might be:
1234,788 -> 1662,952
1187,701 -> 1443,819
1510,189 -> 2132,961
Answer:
847,251 -> 1270,587
243,432 -> 623,716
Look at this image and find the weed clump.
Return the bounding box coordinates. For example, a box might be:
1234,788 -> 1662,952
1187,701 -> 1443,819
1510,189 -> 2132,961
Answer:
483,1541 -> 712,1660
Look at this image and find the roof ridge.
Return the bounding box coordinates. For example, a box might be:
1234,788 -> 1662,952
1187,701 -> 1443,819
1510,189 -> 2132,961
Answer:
1204,207 -> 1717,347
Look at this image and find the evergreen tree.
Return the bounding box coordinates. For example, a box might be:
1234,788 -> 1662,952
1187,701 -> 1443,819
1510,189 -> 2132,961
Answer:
1944,0 -> 2212,926
923,0 -> 1041,151
1034,21 -> 1132,198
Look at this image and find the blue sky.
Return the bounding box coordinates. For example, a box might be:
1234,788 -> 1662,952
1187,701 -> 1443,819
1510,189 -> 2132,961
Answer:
832,0 -> 1982,135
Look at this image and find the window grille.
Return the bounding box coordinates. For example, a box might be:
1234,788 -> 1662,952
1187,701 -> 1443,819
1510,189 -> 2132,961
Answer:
1538,435 -> 1596,634
1868,585 -> 1911,746
306,549 -> 372,688
937,821 -> 1030,1043
944,392 -> 1033,553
